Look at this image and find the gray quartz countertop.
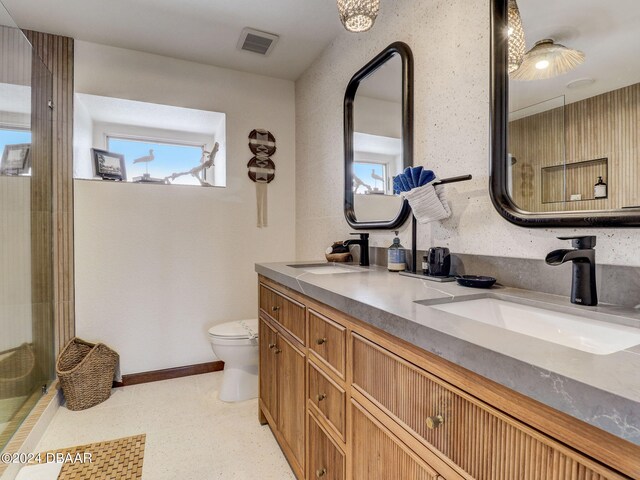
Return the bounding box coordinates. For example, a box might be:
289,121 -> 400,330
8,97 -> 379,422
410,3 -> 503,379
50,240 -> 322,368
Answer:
255,261 -> 640,446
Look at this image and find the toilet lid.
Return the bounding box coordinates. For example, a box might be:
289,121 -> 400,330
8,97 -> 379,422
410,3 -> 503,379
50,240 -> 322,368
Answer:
208,319 -> 258,339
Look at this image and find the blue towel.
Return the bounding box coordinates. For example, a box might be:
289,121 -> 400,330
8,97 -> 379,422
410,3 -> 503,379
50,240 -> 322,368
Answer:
392,167 -> 436,193
411,166 -> 423,188
399,173 -> 411,192
419,169 -> 435,186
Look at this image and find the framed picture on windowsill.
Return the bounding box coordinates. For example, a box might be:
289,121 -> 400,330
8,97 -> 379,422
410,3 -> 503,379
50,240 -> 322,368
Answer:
91,148 -> 126,181
0,143 -> 31,175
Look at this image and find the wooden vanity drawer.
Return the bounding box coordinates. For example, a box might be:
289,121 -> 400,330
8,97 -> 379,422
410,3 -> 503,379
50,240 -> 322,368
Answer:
351,399 -> 442,480
308,360 -> 346,441
259,283 -> 306,344
308,309 -> 346,379
308,411 -> 345,480
351,333 -> 625,480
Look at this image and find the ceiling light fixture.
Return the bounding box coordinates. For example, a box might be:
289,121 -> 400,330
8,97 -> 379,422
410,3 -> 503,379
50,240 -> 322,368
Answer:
512,39 -> 585,81
337,0 -> 380,33
507,0 -> 526,74
535,59 -> 550,70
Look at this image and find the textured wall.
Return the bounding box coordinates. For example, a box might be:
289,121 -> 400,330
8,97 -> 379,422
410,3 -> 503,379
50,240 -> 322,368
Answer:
295,0 -> 640,268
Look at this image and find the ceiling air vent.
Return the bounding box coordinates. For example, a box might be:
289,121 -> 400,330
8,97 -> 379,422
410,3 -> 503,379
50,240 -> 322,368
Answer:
237,28 -> 279,56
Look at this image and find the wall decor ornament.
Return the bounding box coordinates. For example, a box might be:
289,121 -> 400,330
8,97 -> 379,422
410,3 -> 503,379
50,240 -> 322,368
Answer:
164,142 -> 219,186
247,129 -> 276,228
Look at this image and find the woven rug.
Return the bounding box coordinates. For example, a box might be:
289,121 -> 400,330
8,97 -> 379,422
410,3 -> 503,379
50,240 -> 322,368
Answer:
38,434 -> 145,479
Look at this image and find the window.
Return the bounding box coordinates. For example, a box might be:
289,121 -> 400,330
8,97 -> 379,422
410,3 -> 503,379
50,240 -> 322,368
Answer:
107,137 -> 210,186
353,161 -> 388,194
74,93 -> 226,187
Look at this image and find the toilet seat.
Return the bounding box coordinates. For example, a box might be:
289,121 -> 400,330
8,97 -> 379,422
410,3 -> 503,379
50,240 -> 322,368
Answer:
208,319 -> 258,340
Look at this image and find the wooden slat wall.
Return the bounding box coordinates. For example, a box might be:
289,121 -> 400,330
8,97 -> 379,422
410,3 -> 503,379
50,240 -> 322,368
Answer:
509,106 -> 564,211
29,33 -> 54,382
23,30 -> 74,354
509,82 -> 640,212
541,159 -> 608,204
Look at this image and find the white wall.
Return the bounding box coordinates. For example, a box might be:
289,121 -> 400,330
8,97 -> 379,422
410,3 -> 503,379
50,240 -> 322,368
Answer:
74,41 -> 296,375
354,95 -> 402,138
73,95 -> 93,179
0,177 -> 32,351
295,0 -> 640,267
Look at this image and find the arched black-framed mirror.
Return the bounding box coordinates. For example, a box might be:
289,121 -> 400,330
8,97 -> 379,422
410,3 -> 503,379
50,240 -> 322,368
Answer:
490,0 -> 640,227
344,41 -> 413,230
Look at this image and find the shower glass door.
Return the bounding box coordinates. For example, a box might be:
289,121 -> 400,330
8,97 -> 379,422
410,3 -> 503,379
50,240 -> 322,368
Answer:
0,0 -> 54,450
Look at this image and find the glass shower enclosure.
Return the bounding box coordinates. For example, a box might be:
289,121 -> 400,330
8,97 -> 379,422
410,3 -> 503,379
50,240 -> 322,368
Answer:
0,1 -> 54,450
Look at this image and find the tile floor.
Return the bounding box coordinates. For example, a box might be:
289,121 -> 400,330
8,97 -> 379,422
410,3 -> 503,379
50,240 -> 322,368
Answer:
35,372 -> 296,479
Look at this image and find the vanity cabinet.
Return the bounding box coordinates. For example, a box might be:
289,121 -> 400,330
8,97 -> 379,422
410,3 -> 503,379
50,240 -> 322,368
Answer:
351,400 -> 444,480
308,309 -> 346,379
259,318 -> 278,417
308,410 -> 346,480
258,285 -> 307,479
257,277 -> 635,480
260,283 -> 306,344
308,361 -> 346,441
351,334 -> 622,480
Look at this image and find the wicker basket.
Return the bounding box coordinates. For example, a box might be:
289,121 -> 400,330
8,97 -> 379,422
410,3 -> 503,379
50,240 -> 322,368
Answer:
56,337 -> 119,411
0,343 -> 37,400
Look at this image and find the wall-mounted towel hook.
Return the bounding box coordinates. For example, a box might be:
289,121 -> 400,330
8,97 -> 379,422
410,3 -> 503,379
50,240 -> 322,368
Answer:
432,174 -> 473,186
408,174 -> 473,273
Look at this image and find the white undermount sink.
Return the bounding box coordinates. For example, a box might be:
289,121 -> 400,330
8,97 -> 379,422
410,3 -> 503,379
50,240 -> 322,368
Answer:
286,263 -> 364,275
428,298 -> 640,355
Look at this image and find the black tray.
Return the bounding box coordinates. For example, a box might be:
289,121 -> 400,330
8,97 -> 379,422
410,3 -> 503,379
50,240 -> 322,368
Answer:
455,275 -> 496,289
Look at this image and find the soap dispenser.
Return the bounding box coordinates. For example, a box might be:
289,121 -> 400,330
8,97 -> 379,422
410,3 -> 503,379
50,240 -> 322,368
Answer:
387,231 -> 406,272
594,176 -> 607,199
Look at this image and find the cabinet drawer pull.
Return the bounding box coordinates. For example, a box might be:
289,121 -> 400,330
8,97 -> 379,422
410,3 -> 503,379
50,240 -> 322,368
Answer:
273,348 -> 282,354
271,306 -> 280,312
316,393 -> 327,402
316,468 -> 327,478
268,343 -> 277,350
315,337 -> 327,345
426,414 -> 444,429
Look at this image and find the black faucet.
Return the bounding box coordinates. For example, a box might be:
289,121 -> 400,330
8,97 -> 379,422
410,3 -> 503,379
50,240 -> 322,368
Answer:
545,236 -> 597,306
343,233 -> 370,267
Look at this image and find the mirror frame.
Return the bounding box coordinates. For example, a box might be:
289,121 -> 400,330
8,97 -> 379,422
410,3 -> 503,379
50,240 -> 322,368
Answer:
344,41 -> 413,230
490,0 -> 640,227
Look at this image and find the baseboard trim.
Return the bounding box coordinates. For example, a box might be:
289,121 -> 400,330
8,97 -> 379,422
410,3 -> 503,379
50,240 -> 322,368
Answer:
113,361 -> 224,387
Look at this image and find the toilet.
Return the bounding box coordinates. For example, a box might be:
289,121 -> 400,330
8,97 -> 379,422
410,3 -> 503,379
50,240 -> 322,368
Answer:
208,319 -> 259,402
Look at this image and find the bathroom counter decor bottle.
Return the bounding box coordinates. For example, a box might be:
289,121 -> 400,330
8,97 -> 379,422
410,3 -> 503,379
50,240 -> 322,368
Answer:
387,232 -> 406,272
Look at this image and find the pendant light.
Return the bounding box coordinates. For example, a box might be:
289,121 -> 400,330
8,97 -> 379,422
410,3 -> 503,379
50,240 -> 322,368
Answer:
511,39 -> 585,81
337,0 -> 380,33
507,0 -> 526,74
